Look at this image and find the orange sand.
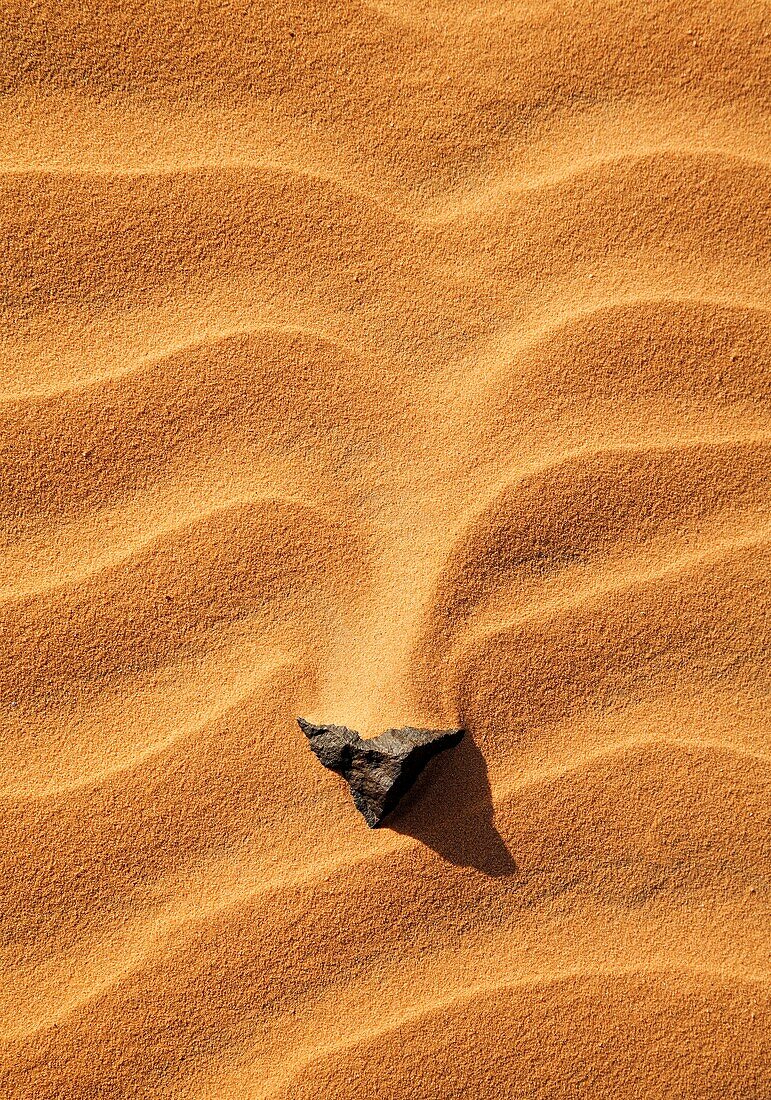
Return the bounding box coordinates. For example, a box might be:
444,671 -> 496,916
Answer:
0,2 -> 769,1097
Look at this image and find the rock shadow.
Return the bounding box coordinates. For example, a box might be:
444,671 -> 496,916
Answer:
386,732 -> 517,877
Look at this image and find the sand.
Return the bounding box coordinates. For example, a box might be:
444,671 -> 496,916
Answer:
0,1 -> 769,1097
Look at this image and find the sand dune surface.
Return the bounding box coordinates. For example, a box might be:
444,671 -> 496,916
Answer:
0,1 -> 769,1097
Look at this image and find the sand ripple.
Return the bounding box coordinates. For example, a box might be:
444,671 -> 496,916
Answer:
0,0 -> 769,1096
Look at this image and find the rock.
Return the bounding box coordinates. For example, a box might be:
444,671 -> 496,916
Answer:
298,717 -> 465,827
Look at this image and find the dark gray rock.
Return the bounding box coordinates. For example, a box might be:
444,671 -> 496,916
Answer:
298,717 -> 464,827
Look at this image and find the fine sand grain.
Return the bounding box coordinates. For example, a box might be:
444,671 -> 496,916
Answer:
0,2 -> 769,1097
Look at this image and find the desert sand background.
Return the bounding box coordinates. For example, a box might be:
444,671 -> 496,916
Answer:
0,1 -> 769,1097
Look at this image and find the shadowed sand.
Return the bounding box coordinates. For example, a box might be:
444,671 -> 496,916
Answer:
388,735 -> 517,877
0,1 -> 769,1098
